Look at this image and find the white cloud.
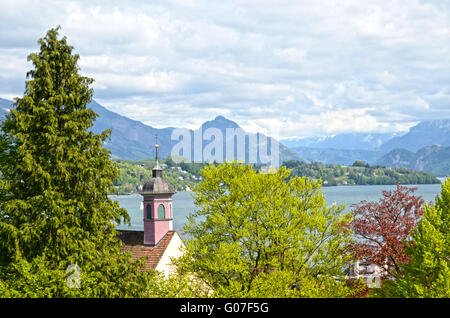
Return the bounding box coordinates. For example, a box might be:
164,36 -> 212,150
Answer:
0,0 -> 449,138
274,48 -> 307,64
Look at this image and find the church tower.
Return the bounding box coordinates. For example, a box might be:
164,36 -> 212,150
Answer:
140,136 -> 175,246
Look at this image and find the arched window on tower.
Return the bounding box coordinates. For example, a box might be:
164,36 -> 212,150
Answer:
158,204 -> 165,220
146,204 -> 152,219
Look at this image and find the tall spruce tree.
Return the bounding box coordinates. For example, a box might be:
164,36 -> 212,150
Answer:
0,27 -> 152,297
377,178 -> 450,297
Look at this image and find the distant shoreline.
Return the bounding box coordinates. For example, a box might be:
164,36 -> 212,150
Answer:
111,181 -> 444,197
437,177 -> 448,183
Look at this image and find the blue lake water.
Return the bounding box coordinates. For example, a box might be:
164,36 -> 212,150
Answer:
113,182 -> 445,239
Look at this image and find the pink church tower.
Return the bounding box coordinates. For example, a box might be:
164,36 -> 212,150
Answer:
140,136 -> 175,246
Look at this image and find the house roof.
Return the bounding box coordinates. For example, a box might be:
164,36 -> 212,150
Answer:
117,230 -> 176,271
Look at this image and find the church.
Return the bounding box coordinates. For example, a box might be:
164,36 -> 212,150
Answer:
117,140 -> 185,277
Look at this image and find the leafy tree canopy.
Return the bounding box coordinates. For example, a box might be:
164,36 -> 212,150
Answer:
175,162 -> 361,297
349,184 -> 424,279
377,178 -> 450,297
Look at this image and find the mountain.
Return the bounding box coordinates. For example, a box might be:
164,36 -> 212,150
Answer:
194,115 -> 305,164
201,115 -> 240,131
92,107 -> 304,164
377,145 -> 450,177
290,147 -> 382,165
88,100 -> 175,160
89,104 -> 305,164
281,132 -> 399,165
0,98 -> 303,164
281,132 -> 399,151
1,98 -> 172,160
0,98 -> 11,120
378,120 -> 450,153
283,120 -> 450,167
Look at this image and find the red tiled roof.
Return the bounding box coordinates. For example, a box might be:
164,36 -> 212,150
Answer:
117,230 -> 176,271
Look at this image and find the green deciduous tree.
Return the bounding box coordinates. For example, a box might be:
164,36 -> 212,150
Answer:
0,27 -> 151,297
377,178 -> 450,297
175,162 -> 361,297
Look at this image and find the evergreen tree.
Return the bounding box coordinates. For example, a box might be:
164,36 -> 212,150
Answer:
0,133 -> 15,204
377,178 -> 450,297
0,27 -> 151,297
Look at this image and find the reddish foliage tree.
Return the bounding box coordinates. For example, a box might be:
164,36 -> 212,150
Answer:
349,183 -> 424,278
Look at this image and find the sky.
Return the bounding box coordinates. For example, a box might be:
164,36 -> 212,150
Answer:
0,0 -> 449,139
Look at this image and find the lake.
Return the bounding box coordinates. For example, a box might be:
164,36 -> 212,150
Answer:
113,182 -> 445,238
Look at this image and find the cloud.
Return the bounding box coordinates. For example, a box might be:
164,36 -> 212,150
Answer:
0,0 -> 449,138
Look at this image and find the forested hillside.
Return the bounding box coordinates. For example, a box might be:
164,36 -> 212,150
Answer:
283,160 -> 440,186
113,158 -> 441,195
113,158 -> 207,194
377,145 -> 450,177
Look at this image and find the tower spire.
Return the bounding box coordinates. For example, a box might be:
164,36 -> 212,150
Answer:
152,134 -> 162,177
155,134 -> 160,169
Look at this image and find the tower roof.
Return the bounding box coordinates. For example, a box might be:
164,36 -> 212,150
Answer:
141,176 -> 175,194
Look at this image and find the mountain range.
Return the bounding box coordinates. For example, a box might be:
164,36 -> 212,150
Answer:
0,98 -> 303,165
90,101 -> 304,164
289,147 -> 381,166
1,97 -> 449,175
378,120 -> 450,153
377,145 -> 450,177
280,119 -> 450,175
281,132 -> 399,151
